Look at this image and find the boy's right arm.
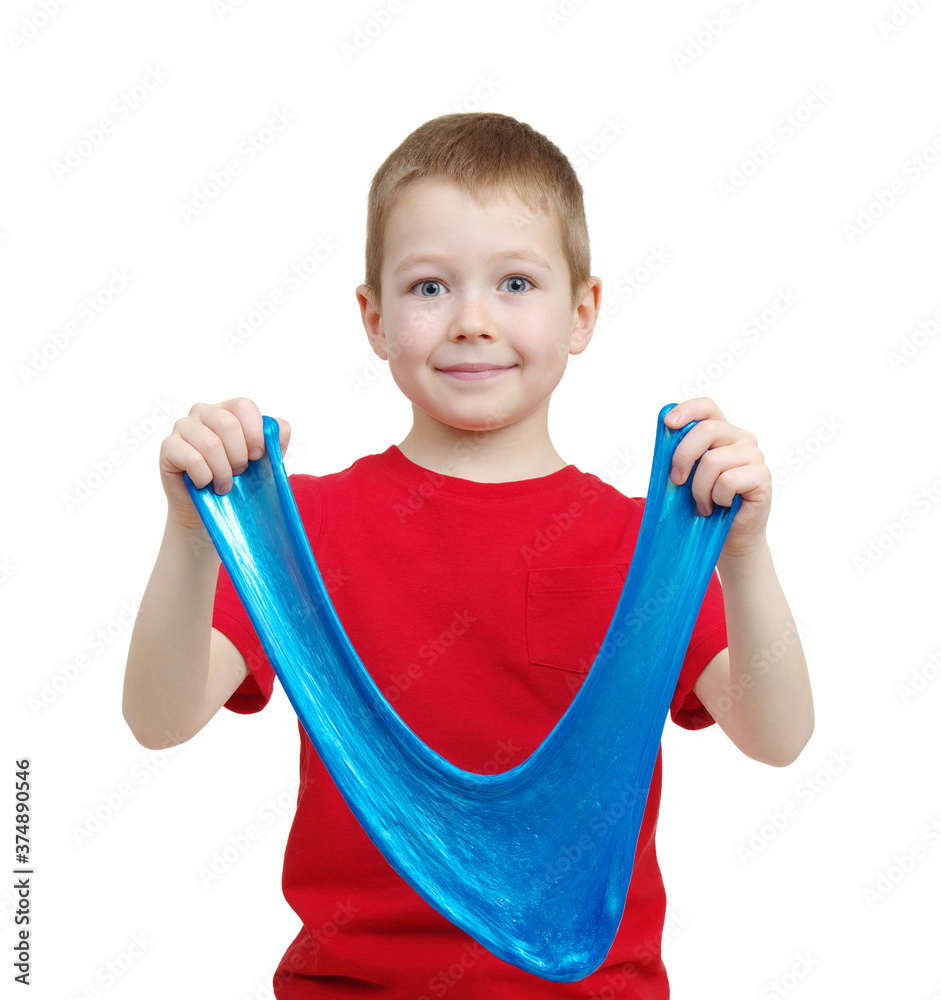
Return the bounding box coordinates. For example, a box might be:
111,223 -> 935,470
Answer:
122,399 -> 290,750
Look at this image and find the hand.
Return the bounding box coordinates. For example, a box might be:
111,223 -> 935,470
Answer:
159,398 -> 291,532
663,397 -> 770,559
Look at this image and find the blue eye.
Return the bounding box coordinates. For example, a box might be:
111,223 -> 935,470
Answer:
503,276 -> 532,294
413,280 -> 443,298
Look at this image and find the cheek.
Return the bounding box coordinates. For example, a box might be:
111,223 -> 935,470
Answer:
382,311 -> 415,358
386,327 -> 429,373
391,303 -> 443,347
524,325 -> 571,369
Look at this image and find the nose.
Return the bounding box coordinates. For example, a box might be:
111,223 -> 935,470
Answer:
448,292 -> 499,343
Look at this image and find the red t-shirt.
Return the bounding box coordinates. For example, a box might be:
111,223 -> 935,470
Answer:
212,445 -> 727,999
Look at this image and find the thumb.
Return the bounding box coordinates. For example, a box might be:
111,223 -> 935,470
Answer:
274,416 -> 291,458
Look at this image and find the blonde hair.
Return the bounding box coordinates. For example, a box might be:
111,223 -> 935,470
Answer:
364,113 -> 591,309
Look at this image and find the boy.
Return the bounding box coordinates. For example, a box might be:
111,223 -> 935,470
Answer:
123,112 -> 814,997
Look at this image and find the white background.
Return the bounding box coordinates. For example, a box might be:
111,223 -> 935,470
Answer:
3,0 -> 940,997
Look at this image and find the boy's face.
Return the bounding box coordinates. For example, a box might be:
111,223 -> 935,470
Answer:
357,179 -> 600,438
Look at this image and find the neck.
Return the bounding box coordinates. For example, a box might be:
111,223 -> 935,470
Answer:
396,405 -> 568,483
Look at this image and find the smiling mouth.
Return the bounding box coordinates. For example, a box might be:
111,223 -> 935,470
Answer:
437,363 -> 516,381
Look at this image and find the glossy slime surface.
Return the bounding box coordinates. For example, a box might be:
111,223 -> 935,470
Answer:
184,405 -> 741,980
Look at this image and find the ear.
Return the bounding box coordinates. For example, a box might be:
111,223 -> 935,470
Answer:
356,284 -> 387,360
569,276 -> 602,356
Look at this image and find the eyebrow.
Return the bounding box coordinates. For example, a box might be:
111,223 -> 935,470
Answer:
391,249 -> 553,278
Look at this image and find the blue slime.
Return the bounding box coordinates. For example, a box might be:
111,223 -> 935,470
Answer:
184,404 -> 740,980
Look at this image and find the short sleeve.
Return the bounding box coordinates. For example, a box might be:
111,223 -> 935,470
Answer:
211,472 -> 324,715
213,562 -> 276,714
669,569 -> 728,731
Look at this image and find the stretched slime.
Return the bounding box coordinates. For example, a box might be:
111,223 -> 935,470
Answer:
184,404 -> 740,980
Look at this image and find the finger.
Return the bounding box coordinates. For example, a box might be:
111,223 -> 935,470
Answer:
216,397 -> 267,463
168,420 -> 238,494
669,420 -> 750,485
175,404 -> 254,493
689,445 -> 766,515
707,463 -> 771,510
275,416 -> 291,457
663,397 -> 726,429
159,434 -> 217,490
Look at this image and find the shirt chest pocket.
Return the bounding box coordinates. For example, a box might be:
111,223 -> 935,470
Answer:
526,564 -> 629,674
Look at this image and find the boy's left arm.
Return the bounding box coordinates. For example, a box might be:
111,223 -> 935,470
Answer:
664,398 -> 815,768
